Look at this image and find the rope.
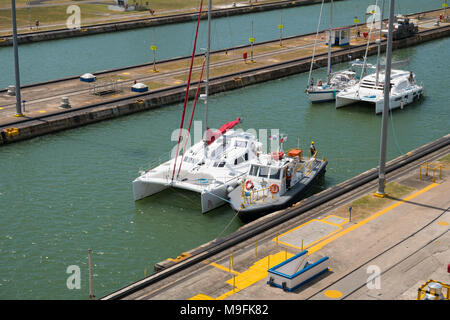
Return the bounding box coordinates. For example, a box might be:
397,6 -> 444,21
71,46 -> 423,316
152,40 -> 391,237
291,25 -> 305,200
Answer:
171,0 -> 204,182
389,105 -> 405,155
203,189 -> 243,239
307,0 -> 326,88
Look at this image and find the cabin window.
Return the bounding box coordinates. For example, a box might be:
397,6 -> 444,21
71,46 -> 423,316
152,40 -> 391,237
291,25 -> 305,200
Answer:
234,140 -> 247,148
236,156 -> 245,165
269,168 -> 281,179
249,165 -> 259,176
259,166 -> 270,178
245,153 -> 248,161
218,162 -> 225,167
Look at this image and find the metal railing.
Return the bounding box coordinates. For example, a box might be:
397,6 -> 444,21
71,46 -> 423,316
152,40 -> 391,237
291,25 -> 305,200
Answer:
417,280 -> 450,300
419,162 -> 442,183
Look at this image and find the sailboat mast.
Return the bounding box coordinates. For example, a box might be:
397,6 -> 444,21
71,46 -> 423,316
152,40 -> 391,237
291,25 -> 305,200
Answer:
375,0 -> 385,86
205,0 -> 212,134
327,0 -> 333,81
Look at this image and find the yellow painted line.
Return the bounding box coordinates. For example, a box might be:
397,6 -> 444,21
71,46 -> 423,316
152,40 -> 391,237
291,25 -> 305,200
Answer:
437,221 -> 449,226
188,294 -> 214,300
324,214 -> 349,226
39,110 -> 46,113
307,183 -> 439,254
273,215 -> 347,250
209,262 -> 240,275
0,107 -> 3,110
121,72 -> 130,75
324,290 -> 343,298
216,251 -> 294,300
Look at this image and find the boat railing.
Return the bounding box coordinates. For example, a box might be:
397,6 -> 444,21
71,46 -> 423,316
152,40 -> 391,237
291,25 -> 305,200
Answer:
241,183 -> 275,206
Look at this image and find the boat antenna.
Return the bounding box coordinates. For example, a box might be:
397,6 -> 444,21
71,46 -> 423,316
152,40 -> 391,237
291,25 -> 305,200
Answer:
306,0 -> 325,88
375,0 -> 385,86
376,0 -> 395,197
204,0 -> 212,157
326,0 -> 333,83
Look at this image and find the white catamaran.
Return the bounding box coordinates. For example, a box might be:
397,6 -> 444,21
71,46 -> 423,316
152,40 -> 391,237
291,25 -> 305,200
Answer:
335,0 -> 424,113
132,0 -> 264,213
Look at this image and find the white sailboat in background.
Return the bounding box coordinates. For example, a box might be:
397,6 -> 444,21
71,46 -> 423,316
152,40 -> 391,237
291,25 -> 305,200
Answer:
306,0 -> 359,103
335,0 -> 424,113
132,0 -> 264,213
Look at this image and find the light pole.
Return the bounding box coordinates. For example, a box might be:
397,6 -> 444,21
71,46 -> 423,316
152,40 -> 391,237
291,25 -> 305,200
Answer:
11,0 -> 23,117
376,0 -> 395,197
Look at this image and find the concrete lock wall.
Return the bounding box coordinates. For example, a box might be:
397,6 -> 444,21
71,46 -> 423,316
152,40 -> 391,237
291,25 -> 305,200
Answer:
0,0 -> 338,47
1,25 -> 449,145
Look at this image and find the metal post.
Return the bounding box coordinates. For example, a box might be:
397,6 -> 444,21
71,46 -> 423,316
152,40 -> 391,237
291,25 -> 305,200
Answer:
376,0 -> 395,197
279,12 -> 283,47
250,20 -> 254,62
349,206 -> 352,222
205,0 -> 211,132
327,0 -> 333,82
11,0 -> 23,117
88,249 -> 95,300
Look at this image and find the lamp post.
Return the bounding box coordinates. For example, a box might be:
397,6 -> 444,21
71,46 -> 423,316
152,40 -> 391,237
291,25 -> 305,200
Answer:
376,0 -> 395,197
11,0 -> 23,117
150,45 -> 158,72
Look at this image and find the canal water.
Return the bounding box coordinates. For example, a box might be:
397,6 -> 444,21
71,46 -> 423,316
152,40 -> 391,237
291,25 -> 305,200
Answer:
0,0 -> 444,89
1,1 -> 449,300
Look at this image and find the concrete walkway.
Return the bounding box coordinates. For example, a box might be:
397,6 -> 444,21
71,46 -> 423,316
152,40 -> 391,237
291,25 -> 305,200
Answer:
119,151 -> 449,300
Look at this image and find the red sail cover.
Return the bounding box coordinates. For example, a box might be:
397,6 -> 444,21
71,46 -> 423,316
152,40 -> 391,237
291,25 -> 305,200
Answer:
206,117 -> 241,145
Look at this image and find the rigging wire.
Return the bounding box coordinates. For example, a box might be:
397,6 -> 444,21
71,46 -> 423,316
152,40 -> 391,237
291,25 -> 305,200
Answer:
171,0 -> 204,182
176,59 -> 207,178
389,106 -> 405,155
307,0 -> 326,87
356,0 -> 379,96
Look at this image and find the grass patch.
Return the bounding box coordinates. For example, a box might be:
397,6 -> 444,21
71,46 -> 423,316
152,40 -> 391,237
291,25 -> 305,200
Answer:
438,154 -> 450,170
333,182 -> 416,222
144,81 -> 169,90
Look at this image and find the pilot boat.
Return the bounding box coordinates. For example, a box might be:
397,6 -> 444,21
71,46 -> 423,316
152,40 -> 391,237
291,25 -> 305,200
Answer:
227,148 -> 327,222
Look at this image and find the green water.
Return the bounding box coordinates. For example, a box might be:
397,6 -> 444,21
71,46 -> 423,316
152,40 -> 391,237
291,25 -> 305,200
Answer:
1,34 -> 449,299
0,0 -> 444,89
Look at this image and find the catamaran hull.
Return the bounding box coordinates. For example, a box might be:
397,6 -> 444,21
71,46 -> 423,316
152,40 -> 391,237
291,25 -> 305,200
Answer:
336,88 -> 423,113
133,176 -> 239,214
307,90 -> 338,103
233,161 -> 327,223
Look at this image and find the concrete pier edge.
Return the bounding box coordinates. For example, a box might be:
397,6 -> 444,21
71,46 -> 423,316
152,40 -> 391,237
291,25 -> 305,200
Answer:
0,0 -> 341,47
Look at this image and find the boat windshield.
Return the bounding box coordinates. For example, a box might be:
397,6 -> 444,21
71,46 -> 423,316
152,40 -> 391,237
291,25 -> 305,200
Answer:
259,166 -> 270,178
234,140 -> 248,148
249,164 -> 259,176
269,168 -> 281,179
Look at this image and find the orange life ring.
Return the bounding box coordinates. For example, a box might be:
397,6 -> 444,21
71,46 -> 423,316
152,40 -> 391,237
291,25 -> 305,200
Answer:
269,184 -> 279,194
245,180 -> 254,190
